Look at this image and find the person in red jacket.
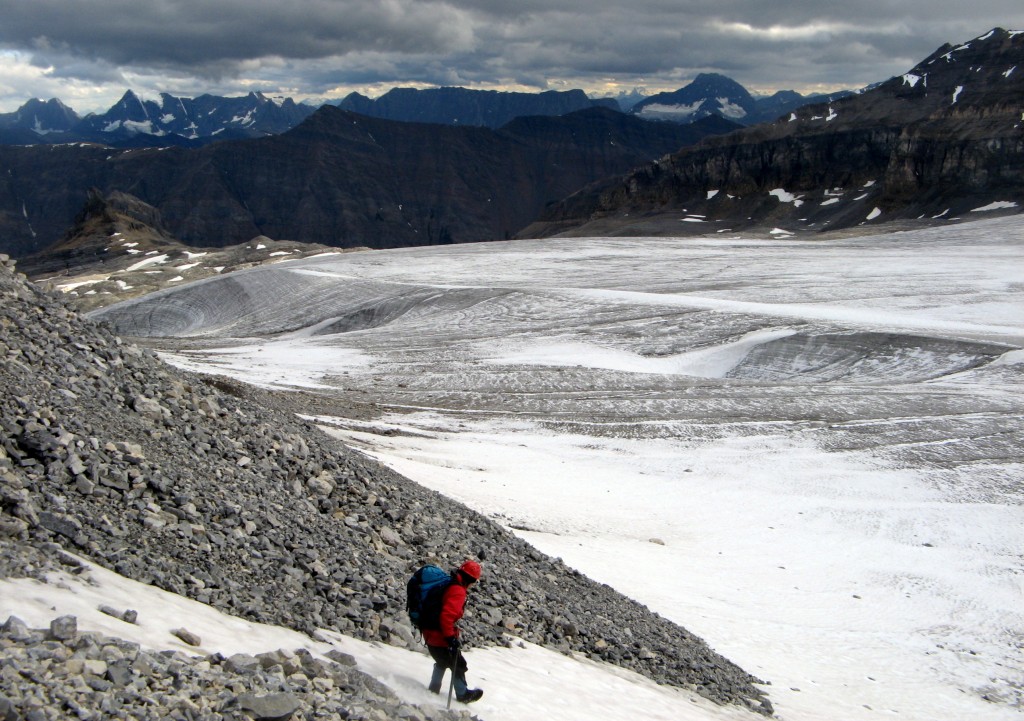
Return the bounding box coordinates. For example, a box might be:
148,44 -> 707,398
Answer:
423,560 -> 484,703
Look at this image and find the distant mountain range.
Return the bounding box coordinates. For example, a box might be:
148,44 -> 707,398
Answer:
0,91 -> 316,148
527,27 -> 1024,237
0,76 -> 845,148
3,27 -> 1020,263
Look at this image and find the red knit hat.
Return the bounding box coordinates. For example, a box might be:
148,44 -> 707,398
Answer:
459,559 -> 482,581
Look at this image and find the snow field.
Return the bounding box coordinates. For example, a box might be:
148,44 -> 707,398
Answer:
320,413 -> 1023,721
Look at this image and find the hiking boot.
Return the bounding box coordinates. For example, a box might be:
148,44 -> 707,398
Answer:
457,689 -> 483,703
427,683 -> 441,695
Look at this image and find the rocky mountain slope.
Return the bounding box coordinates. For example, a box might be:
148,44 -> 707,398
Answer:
0,254 -> 774,716
527,28 -> 1024,237
0,107 -> 736,259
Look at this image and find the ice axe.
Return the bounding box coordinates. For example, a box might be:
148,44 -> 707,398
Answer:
446,646 -> 461,709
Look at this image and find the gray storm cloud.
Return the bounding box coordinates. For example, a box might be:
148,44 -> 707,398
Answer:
1,0 -> 475,66
0,0 -> 1022,109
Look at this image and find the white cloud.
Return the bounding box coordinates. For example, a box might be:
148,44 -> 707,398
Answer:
708,19 -> 864,41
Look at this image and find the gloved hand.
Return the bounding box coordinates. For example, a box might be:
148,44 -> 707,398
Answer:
446,636 -> 461,654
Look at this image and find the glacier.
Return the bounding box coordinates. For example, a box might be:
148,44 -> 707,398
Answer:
93,215 -> 1024,721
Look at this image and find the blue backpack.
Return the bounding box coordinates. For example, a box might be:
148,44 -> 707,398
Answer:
406,565 -> 452,630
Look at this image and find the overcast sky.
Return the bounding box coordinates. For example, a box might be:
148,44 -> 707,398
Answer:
1,0 -> 1023,114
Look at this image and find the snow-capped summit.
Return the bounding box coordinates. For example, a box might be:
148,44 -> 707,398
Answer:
630,73 -> 849,125
631,73 -> 757,123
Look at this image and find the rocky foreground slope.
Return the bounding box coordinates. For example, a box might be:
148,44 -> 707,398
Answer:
0,254 -> 774,717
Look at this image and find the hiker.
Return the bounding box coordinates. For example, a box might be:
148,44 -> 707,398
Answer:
422,560 -> 484,703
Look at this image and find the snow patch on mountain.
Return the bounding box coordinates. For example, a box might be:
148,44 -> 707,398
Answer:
716,98 -> 748,119
637,102 -> 704,120
971,200 -> 1019,212
124,254 -> 169,272
770,188 -> 803,206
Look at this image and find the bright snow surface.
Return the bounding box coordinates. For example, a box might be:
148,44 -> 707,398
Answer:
76,216 -> 1024,720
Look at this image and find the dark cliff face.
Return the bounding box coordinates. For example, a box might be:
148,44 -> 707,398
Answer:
535,28 -> 1024,236
336,87 -> 609,128
0,106 -> 733,257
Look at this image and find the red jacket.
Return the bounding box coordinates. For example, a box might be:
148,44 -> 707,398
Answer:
422,580 -> 468,647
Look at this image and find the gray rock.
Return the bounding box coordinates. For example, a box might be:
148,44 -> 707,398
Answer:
131,395 -> 165,420
0,696 -> 18,721
237,691 -> 302,720
224,652 -> 261,674
325,649 -> 358,667
170,627 -> 202,646
2,615 -> 32,641
106,659 -> 134,687
98,605 -> 138,624
0,516 -> 28,537
38,512 -> 83,540
49,615 -> 77,641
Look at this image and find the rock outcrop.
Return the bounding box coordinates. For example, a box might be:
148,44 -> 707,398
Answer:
16,190 -> 353,312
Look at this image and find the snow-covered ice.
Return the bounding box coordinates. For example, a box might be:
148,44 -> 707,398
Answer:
86,216 -> 1024,721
